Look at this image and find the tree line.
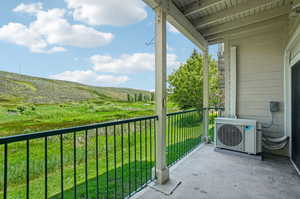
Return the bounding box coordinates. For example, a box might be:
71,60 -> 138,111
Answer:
127,92 -> 154,102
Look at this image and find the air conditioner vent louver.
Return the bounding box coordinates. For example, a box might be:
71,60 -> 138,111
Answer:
218,124 -> 243,147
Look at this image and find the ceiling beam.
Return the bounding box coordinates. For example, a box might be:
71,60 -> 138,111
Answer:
143,0 -> 208,51
206,15 -> 288,43
195,0 -> 282,29
183,0 -> 227,17
201,5 -> 290,37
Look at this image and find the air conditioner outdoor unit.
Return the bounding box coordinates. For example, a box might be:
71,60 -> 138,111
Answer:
215,118 -> 262,154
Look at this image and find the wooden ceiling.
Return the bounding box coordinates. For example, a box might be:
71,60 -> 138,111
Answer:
172,0 -> 291,43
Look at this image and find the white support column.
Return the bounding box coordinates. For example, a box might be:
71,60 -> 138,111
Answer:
155,6 -> 169,184
203,47 -> 209,142
229,46 -> 237,118
224,37 -> 230,117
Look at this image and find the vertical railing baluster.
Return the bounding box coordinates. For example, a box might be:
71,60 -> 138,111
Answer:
139,120 -> 142,186
96,129 -> 99,199
189,112 -> 191,150
167,115 -> 170,165
176,114 -> 182,157
26,139 -> 30,199
200,110 -> 203,143
188,112 -> 190,150
154,118 -> 157,179
194,112 -> 197,145
105,127 -> 109,199
190,112 -> 192,147
175,114 -> 178,161
182,113 -> 185,155
195,112 -> 198,145
149,119 -> 152,177
60,134 -> 64,199
3,143 -> 7,199
85,130 -> 88,199
190,112 -> 193,149
183,113 -> 186,154
26,139 -> 29,199
73,132 -> 77,199
182,113 -> 184,156
191,112 -> 193,147
128,122 -> 131,196
45,137 -> 48,199
171,115 -> 177,164
192,112 -> 195,145
178,114 -> 181,158
145,120 -> 148,182
121,124 -> 124,198
134,121 -> 137,190
113,125 -> 117,199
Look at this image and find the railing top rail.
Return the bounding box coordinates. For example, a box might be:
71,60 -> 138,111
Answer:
206,107 -> 225,110
0,115 -> 158,144
167,109 -> 197,116
166,107 -> 224,116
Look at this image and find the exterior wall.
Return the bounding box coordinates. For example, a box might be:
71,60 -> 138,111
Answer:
224,17 -> 289,155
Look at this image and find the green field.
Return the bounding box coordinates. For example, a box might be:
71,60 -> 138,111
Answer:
0,71 -> 205,199
0,100 -> 177,137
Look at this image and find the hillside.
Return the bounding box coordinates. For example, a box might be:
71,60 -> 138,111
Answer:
0,71 -> 151,104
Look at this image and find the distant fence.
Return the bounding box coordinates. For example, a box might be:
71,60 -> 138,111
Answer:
0,108 -> 223,199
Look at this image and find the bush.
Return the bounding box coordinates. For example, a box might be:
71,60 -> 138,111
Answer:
31,105 -> 36,111
16,106 -> 26,113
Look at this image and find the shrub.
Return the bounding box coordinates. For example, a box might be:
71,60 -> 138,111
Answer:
16,106 -> 26,113
31,105 -> 36,111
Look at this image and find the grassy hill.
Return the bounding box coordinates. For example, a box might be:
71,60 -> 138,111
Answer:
0,71 -> 166,136
0,70 -> 151,105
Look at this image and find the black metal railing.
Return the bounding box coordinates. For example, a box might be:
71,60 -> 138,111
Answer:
0,108 -> 222,199
166,110 -> 203,166
0,116 -> 157,199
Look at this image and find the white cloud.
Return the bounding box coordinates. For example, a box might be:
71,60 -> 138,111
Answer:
47,46 -> 67,53
167,22 -> 179,34
13,2 -> 43,14
0,22 -> 47,53
30,8 -> 113,48
65,0 -> 147,26
50,70 -> 129,85
91,53 -> 180,74
0,3 -> 113,53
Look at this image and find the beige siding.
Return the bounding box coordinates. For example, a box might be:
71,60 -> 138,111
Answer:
229,23 -> 287,137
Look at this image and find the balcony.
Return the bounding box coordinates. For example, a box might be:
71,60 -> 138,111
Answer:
132,145 -> 300,199
0,109 -> 221,199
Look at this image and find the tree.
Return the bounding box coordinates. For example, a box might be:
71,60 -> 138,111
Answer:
151,92 -> 155,101
127,94 -> 131,102
134,93 -> 137,102
138,93 -> 143,101
168,49 -> 222,110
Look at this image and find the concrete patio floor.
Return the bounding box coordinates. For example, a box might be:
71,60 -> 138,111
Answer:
132,144 -> 300,199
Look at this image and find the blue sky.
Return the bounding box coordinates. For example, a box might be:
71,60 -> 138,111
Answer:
0,0 -> 218,91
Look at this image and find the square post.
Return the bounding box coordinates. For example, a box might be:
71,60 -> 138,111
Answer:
203,48 -> 209,142
155,6 -> 169,184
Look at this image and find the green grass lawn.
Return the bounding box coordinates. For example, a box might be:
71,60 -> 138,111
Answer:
0,100 -> 180,137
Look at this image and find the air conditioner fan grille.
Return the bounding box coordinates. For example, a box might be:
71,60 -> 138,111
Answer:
218,124 -> 242,146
